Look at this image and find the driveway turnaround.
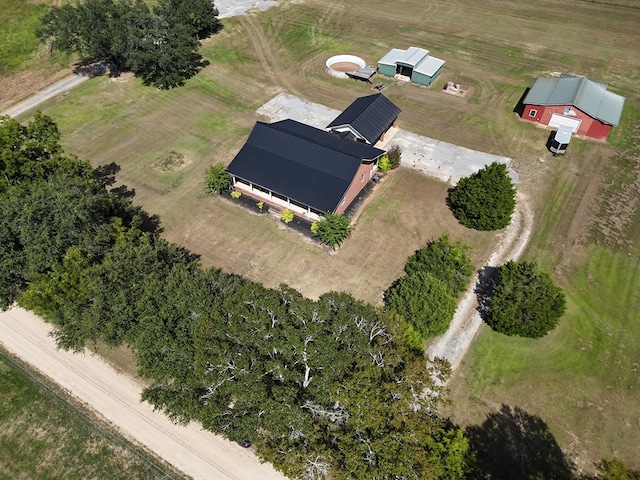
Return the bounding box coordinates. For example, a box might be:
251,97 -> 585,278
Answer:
0,307 -> 286,480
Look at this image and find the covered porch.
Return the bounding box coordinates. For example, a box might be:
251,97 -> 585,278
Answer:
231,177 -> 325,221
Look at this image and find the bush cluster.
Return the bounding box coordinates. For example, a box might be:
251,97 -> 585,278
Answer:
204,163 -> 232,194
310,213 -> 351,249
385,236 -> 474,338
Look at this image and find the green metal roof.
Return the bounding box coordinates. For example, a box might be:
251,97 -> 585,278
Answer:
523,76 -> 625,126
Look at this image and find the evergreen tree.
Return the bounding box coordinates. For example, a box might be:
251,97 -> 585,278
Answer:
448,162 -> 516,231
486,261 -> 566,338
385,271 -> 458,338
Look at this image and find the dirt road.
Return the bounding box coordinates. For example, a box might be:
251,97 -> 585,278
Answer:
0,307 -> 286,480
427,192 -> 534,370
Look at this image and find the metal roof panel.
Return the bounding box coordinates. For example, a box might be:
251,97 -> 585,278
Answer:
413,55 -> 446,76
523,76 -> 625,126
326,94 -> 401,145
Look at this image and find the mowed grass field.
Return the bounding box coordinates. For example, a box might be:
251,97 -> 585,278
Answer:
0,349 -> 186,479
10,0 -> 640,473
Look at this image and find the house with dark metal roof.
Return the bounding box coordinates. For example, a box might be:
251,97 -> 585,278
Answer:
226,119 -> 385,220
326,93 -> 401,146
520,74 -> 625,140
377,46 -> 445,87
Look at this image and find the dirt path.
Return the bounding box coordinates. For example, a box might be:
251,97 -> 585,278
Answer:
239,14 -> 297,96
0,308 -> 286,480
427,192 -> 534,371
2,74 -> 90,118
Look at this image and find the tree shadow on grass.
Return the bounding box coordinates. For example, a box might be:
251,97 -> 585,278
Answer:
475,265 -> 499,322
94,162 -> 163,234
72,59 -> 110,78
466,404 -> 574,480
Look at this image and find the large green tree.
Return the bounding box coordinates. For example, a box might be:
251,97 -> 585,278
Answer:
38,0 -> 217,88
1,113 -> 151,310
39,0 -> 133,71
384,271 -> 458,338
0,113 -> 87,192
155,0 -> 221,39
404,235 -> 475,296
448,162 -> 516,231
485,261 -> 566,338
0,171 -> 123,310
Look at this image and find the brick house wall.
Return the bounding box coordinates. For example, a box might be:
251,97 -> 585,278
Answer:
335,161 -> 377,215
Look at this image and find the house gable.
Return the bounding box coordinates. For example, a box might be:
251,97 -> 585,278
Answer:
326,94 -> 401,145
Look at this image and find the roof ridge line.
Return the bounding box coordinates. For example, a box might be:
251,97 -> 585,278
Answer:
269,120 -> 382,158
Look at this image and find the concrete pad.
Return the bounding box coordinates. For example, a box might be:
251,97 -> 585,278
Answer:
257,92 -> 339,127
216,0 -> 288,18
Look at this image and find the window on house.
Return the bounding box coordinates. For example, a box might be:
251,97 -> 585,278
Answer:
528,109 -> 538,117
361,173 -> 365,183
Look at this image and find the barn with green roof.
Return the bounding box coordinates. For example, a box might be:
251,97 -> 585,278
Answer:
520,74 -> 625,140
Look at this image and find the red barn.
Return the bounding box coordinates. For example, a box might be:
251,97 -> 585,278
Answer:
521,74 -> 625,140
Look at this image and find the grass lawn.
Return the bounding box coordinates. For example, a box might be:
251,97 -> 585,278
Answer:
445,244 -> 640,471
0,0 -> 47,75
0,349 -> 186,479
10,0 -> 640,473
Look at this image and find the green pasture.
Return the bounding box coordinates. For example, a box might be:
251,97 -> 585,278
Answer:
449,244 -> 640,466
0,350 -> 185,479
10,0 -> 640,471
0,0 -> 47,74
